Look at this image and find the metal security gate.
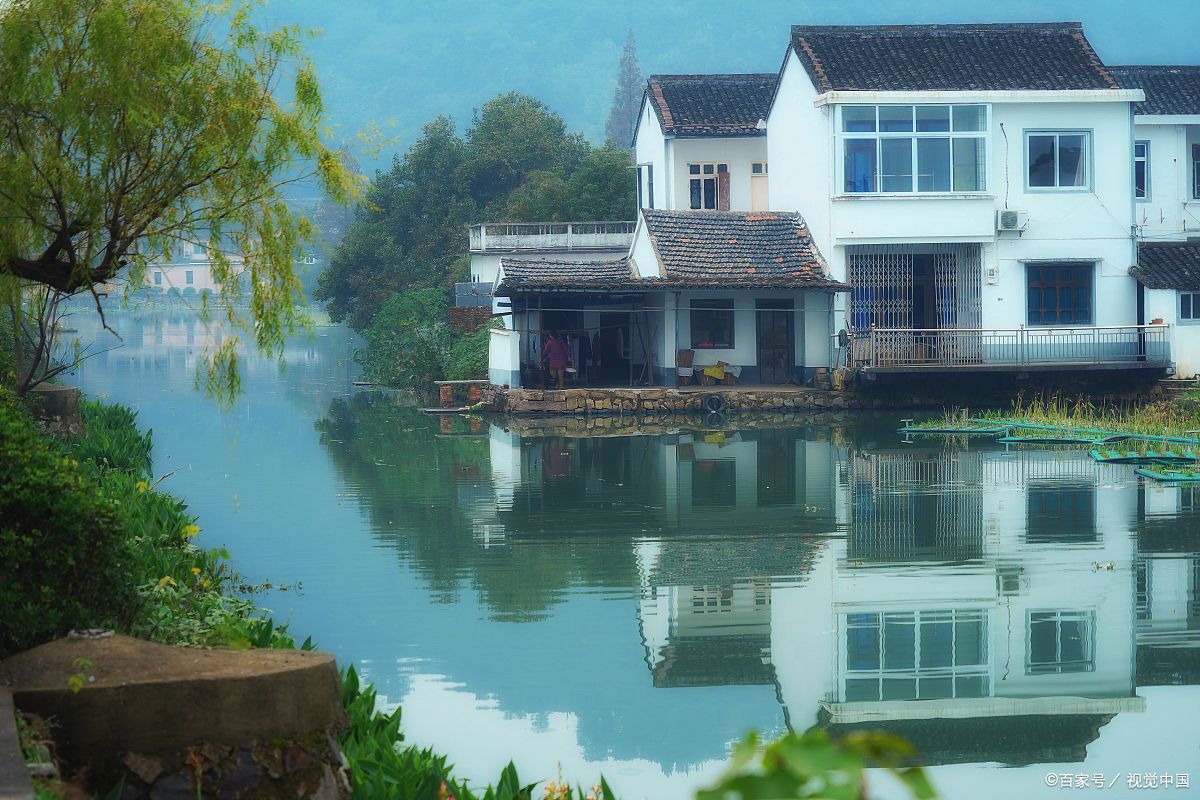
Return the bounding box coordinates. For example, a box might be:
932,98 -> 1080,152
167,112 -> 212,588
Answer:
847,244 -> 983,364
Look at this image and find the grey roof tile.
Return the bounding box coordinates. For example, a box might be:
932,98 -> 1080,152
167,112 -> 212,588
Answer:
790,22 -> 1118,93
1111,66 -> 1200,115
1133,242 -> 1200,291
645,74 -> 776,138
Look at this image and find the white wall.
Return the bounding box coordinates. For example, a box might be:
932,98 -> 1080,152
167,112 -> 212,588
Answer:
633,99 -> 668,210
1146,287 -> 1200,377
673,289 -> 816,372
669,137 -> 769,212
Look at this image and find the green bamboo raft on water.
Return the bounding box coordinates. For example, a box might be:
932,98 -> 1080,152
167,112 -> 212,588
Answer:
1135,465 -> 1200,483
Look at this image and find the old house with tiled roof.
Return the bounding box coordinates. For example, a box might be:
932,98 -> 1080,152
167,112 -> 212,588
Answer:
1109,65 -> 1200,376
478,21 -> 1200,391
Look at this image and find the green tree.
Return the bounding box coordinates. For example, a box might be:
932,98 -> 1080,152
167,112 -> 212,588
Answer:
0,0 -> 354,398
461,92 -> 589,213
315,117 -> 473,330
604,30 -> 643,148
568,145 -> 635,220
504,172 -> 572,222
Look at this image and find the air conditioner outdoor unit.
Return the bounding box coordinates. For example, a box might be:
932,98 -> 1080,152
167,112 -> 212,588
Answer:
996,209 -> 1028,232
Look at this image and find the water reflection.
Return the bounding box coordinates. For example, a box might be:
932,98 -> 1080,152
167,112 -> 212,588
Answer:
63,308 -> 1200,798
316,399 -> 1200,782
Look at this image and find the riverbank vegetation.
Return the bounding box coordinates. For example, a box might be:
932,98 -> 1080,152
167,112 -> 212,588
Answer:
355,289 -> 498,389
911,394 -> 1200,443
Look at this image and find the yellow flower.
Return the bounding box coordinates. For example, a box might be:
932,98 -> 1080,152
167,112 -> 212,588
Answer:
191,567 -> 202,576
182,524 -> 201,539
156,576 -> 177,589
135,480 -> 149,494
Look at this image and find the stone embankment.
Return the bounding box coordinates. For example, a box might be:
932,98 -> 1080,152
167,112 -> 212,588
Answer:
485,386 -> 871,415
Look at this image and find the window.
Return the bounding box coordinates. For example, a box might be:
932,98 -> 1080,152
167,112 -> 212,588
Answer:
185,270 -> 194,286
153,272 -> 162,285
840,105 -> 986,194
1027,483 -> 1096,543
1134,141 -> 1150,200
691,586 -> 733,613
843,610 -> 989,702
1193,144 -> 1200,199
637,163 -> 654,209
1027,131 -> 1091,189
1027,263 -> 1093,325
690,299 -> 734,348
1182,292 -> 1200,322
689,162 -> 729,210
751,162 -> 769,211
1028,611 -> 1094,674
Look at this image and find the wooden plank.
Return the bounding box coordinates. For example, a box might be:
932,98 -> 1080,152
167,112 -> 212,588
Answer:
0,688 -> 34,800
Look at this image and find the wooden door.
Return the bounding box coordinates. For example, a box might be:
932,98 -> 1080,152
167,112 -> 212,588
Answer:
756,300 -> 794,384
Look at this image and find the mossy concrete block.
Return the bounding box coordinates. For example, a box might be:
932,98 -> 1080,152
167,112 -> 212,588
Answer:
0,634 -> 344,767
0,688 -> 35,800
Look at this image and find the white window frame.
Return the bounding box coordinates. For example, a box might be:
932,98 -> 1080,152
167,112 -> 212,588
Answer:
1180,291 -> 1200,324
1134,140 -> 1150,201
1027,610 -> 1095,675
1025,129 -> 1093,192
837,104 -> 989,196
688,162 -> 729,210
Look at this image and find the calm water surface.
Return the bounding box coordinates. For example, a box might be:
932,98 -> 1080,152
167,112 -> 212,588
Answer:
66,306 -> 1200,799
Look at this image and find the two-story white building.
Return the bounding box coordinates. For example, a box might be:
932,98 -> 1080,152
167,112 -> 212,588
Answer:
1111,66 -> 1200,378
487,22 -> 1188,391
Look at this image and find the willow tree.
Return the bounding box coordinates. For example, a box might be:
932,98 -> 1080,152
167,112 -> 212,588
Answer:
0,0 -> 354,398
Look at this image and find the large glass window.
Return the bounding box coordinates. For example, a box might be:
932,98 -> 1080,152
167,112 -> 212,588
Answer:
1028,611 -> 1094,674
1193,144 -> 1200,199
690,299 -> 734,348
1027,263 -> 1093,325
688,163 -> 729,210
840,105 -> 986,195
844,610 -> 989,702
1134,141 -> 1150,200
1027,131 -> 1091,189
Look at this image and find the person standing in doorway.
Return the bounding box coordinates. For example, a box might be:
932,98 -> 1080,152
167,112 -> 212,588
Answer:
543,331 -> 570,389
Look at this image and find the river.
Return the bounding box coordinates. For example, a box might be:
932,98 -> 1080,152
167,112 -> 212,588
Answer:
65,305 -> 1200,799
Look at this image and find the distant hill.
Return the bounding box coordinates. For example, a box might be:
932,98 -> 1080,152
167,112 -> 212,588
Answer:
269,0 -> 1200,171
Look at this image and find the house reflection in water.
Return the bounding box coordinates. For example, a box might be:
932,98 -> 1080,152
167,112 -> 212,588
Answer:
479,422 -> 1200,768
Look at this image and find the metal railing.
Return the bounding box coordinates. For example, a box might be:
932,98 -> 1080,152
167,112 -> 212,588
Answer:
467,221 -> 635,252
851,325 -> 1172,369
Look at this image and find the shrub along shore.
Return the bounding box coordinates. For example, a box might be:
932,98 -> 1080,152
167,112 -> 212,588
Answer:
1,387 -> 935,800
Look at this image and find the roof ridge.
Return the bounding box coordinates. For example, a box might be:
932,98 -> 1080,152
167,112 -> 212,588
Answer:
647,73 -> 777,81
791,21 -> 1085,35
1110,65 -> 1200,72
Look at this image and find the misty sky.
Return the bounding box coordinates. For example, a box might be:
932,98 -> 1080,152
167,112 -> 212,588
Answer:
268,0 -> 1200,166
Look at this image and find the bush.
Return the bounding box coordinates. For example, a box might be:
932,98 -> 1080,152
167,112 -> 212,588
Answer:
444,320 -> 500,381
355,289 -> 452,388
0,390 -> 131,656
70,399 -> 153,475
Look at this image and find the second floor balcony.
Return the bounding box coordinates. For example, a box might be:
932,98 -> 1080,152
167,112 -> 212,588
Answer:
468,221 -> 635,254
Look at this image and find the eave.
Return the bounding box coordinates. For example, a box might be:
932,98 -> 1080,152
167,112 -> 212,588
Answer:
812,88 -> 1145,106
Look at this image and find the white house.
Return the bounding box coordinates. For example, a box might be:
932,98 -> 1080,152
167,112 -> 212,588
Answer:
487,22 -> 1197,390
1111,66 -> 1200,378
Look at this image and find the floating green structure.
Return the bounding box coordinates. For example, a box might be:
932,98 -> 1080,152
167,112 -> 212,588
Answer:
997,434 -> 1127,445
898,425 -> 1009,436
1135,465 -> 1200,483
1090,448 -> 1199,465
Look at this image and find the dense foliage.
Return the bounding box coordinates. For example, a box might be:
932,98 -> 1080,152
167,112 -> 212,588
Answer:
0,389 -> 297,657
355,289 -> 454,388
445,320 -> 501,382
0,391 -> 129,655
0,0 -> 354,399
315,93 -> 634,331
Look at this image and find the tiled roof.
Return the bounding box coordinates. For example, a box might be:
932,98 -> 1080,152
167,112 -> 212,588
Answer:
1132,242 -> 1200,291
644,74 -> 776,137
496,258 -> 637,293
642,210 -> 839,288
495,212 -> 841,294
1110,66 -> 1200,115
789,23 -> 1118,92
